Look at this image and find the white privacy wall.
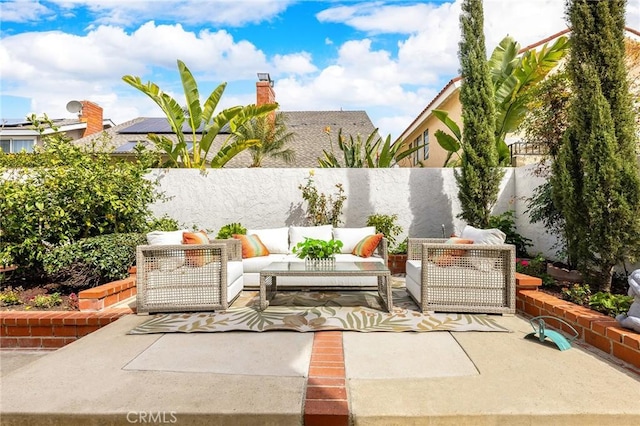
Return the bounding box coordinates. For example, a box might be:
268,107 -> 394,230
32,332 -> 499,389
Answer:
148,166 -> 558,258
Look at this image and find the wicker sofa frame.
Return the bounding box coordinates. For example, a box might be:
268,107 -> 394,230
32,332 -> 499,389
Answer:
136,239 -> 242,314
407,238 -> 515,315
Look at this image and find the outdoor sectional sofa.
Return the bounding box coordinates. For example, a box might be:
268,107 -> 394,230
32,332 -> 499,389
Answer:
135,225 -> 387,314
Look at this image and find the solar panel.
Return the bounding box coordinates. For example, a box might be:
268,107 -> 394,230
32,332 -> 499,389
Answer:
2,119 -> 31,127
119,118 -> 231,134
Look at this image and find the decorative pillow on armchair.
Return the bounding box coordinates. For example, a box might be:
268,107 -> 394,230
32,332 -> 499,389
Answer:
460,225 -> 506,245
182,231 -> 212,267
434,237 -> 474,267
352,233 -> 383,258
233,234 -> 270,258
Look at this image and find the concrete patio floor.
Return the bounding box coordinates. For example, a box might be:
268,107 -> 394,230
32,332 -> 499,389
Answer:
2,307 -> 639,426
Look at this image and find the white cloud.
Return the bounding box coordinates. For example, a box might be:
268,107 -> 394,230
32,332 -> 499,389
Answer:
272,52 -> 318,75
0,0 -> 54,23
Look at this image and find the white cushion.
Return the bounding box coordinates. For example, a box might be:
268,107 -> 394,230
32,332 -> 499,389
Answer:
332,227 -> 376,253
460,225 -> 506,245
146,229 -> 188,245
289,225 -> 333,252
247,227 -> 289,254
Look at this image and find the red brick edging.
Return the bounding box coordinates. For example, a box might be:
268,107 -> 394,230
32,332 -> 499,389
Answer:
305,331 -> 349,426
1,272 -> 136,349
516,273 -> 640,369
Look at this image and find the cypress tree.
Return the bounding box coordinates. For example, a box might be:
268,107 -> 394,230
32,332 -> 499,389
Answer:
552,0 -> 640,291
456,0 -> 503,228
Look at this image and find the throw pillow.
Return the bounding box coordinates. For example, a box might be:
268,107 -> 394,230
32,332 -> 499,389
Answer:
146,229 -> 188,245
460,225 -> 506,245
233,234 -> 270,258
247,227 -> 289,254
182,231 -> 211,266
289,225 -> 333,253
434,237 -> 474,267
333,226 -> 376,253
352,233 -> 383,258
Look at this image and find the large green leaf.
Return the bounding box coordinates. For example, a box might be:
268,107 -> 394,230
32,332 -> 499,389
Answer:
433,110 -> 461,140
177,60 -> 202,131
209,138 -> 261,168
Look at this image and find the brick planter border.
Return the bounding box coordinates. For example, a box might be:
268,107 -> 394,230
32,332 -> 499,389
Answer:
515,272 -> 640,370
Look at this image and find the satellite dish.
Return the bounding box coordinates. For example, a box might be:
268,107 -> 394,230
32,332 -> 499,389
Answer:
66,100 -> 83,114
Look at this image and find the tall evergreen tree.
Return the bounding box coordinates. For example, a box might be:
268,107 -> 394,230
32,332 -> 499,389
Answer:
552,0 -> 640,291
455,0 -> 503,227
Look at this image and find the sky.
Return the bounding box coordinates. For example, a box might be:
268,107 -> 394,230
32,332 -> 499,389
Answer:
1,0 -> 639,140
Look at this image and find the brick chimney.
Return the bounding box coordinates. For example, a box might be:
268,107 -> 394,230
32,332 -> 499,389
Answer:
256,73 -> 276,106
79,101 -> 104,137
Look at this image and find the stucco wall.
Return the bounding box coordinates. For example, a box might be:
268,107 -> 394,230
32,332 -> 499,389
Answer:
148,167 -> 550,253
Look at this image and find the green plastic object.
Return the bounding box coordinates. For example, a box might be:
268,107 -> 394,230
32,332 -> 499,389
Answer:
525,316 -> 579,351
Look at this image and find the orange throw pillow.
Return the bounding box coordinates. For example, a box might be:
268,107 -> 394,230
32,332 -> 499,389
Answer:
182,231 -> 211,266
435,237 -> 474,267
352,233 -> 383,258
233,234 -> 270,258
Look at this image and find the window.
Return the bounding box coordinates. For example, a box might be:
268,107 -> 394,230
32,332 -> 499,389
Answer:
0,139 -> 35,153
423,129 -> 429,160
413,135 -> 422,165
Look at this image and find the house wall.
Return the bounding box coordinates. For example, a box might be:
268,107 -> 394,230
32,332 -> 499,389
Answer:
147,167 -> 560,256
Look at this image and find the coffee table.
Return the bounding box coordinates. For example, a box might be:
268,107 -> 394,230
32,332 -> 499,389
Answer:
259,261 -> 393,312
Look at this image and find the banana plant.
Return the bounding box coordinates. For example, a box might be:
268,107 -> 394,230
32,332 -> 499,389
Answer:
123,60 -> 278,169
434,35 -> 570,167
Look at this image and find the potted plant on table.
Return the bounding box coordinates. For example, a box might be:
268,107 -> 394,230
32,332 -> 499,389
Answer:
292,237 -> 343,269
366,213 -> 406,274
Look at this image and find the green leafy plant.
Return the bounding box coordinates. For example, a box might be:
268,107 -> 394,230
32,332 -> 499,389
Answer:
216,223 -> 247,240
298,171 -> 346,226
144,215 -> 181,233
515,254 -> 555,286
319,127 -> 424,168
292,238 -> 343,259
561,283 -> 592,306
0,116 -> 163,279
42,233 -> 147,290
0,287 -> 23,306
488,210 -> 533,257
589,292 -> 634,318
123,59 -> 278,170
30,292 -> 62,309
390,238 -> 408,255
366,214 -> 403,249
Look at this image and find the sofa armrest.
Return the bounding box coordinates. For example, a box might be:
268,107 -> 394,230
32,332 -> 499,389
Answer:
209,238 -> 242,261
376,237 -> 389,265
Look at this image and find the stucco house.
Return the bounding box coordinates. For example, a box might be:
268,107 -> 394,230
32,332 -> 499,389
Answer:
396,27 -> 640,168
73,75 -> 377,168
0,101 -> 114,153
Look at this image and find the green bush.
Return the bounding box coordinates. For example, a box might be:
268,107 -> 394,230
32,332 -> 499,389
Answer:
488,210 -> 532,257
589,292 -> 634,318
366,214 -> 403,249
216,223 -> 247,239
42,233 -> 147,289
0,117 -> 164,278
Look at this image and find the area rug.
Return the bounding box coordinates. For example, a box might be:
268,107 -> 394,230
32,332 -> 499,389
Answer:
128,289 -> 510,334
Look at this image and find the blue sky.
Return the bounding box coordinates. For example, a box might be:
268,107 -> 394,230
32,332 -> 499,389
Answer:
1,0 -> 638,139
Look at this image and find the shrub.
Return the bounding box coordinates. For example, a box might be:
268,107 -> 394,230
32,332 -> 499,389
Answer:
216,223 -> 247,240
488,210 -> 532,257
42,233 -> 147,289
30,292 -> 62,309
0,116 -> 164,278
589,292 -> 634,318
298,171 -> 346,227
366,214 -> 403,249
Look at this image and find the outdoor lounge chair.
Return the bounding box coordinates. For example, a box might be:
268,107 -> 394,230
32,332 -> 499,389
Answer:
136,240 -> 243,314
406,238 -> 515,314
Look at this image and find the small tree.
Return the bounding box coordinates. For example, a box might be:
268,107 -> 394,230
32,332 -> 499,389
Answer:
552,0 -> 640,291
455,0 -> 503,228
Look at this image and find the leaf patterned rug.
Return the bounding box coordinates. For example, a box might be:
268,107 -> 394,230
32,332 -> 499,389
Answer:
128,289 -> 510,334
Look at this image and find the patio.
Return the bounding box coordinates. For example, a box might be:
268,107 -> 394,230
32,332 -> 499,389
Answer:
2,290 -> 639,425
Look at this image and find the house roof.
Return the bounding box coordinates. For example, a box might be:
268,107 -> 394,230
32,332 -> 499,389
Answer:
395,26 -> 640,145
0,118 -> 115,137
72,110 -> 377,168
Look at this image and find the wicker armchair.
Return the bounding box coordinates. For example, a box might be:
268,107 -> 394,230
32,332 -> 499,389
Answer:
136,239 -> 243,314
406,238 -> 515,314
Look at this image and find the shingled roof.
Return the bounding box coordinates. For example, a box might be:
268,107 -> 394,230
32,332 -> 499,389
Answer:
73,110 -> 377,168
